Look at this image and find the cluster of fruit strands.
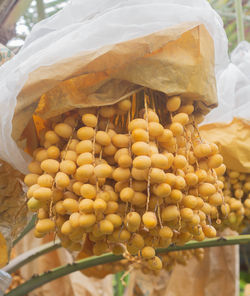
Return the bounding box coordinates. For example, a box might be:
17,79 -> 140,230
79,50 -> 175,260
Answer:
214,170 -> 250,232
79,248 -> 204,278
25,89 -> 225,271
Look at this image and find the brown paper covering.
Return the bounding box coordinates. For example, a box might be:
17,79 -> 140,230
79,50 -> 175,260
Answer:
12,22 -> 217,150
200,118 -> 250,173
0,44 -> 28,267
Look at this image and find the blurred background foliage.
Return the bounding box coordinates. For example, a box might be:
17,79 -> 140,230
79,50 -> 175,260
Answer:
6,0 -> 250,52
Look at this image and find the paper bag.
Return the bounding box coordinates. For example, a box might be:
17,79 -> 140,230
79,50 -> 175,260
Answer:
200,118 -> 250,173
0,0 -> 228,174
0,45 -> 28,268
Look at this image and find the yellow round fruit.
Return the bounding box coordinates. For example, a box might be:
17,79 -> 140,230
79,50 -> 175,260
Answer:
76,140 -> 93,154
99,219 -> 114,234
103,143 -> 117,156
207,154 -> 223,169
106,214 -> 122,228
157,129 -> 173,143
55,172 -> 70,188
28,161 -> 43,175
131,192 -> 147,207
112,167 -> 130,181
185,173 -> 198,186
33,187 -> 52,201
118,154 -> 132,168
179,104 -> 194,114
166,96 -> 181,112
94,163 -> 113,178
54,123 -> 73,139
198,183 -> 216,197
202,225 -> 216,238
62,198 -> 79,213
148,122 -> 164,137
79,199 -> 94,213
80,184 -> 96,199
170,189 -> 183,202
131,128 -> 149,142
47,146 -> 60,159
120,187 -> 134,202
172,113 -> 189,125
193,143 -> 211,158
144,109 -> 159,123
161,205 -> 180,221
165,173 -> 176,186
150,154 -> 169,170
154,183 -> 171,198
94,198 -> 107,212
117,99 -> 132,111
79,214 -> 96,228
141,246 -> 155,259
35,149 -> 48,162
24,174 -> 39,187
27,197 -> 43,211
82,113 -> 98,127
112,134 -> 129,148
173,155 -> 187,169
133,155 -> 151,170
36,219 -> 55,233
77,127 -> 94,140
76,164 -> 94,178
159,226 -> 173,239
150,168 -> 165,184
37,174 -> 53,188
147,256 -> 162,270
142,212 -> 157,229
128,119 -> 147,131
209,192 -> 223,206
96,131 -> 111,146
45,130 -> 60,144
76,152 -> 93,166
60,160 -> 76,175
40,159 -> 60,174
180,208 -> 194,221
170,122 -> 183,136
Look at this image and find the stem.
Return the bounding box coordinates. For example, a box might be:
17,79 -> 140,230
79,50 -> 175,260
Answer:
156,234 -> 250,254
5,253 -> 123,296
3,240 -> 61,274
5,235 -> 250,296
13,215 -> 36,246
234,0 -> 245,43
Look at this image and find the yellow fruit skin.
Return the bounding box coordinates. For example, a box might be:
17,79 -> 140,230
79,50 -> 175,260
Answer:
36,219 -> 55,233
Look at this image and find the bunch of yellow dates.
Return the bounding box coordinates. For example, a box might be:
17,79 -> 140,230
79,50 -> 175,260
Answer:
24,89 -> 226,271
215,170 -> 250,232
